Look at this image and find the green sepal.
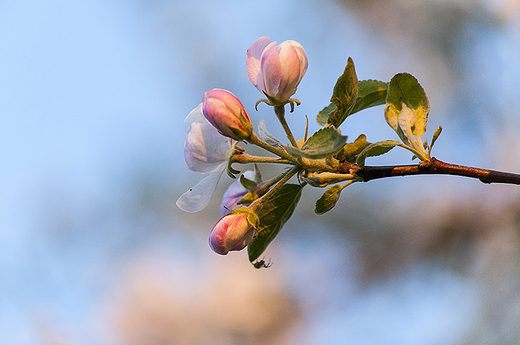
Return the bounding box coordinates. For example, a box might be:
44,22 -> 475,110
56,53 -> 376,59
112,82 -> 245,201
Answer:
385,73 -> 430,139
236,166 -> 262,206
284,127 -> 347,159
356,140 -> 401,168
328,57 -> 359,128
227,206 -> 259,228
248,184 -> 303,262
315,184 -> 343,215
337,134 -> 371,163
227,160 -> 240,178
237,191 -> 257,206
240,174 -> 257,192
245,209 -> 260,228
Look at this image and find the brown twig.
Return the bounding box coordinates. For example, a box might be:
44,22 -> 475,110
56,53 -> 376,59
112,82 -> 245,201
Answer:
353,158 -> 520,185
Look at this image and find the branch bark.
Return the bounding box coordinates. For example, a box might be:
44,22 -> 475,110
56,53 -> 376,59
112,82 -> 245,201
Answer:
354,158 -> 520,185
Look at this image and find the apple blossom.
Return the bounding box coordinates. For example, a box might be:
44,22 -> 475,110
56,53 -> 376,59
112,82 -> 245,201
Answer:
202,89 -> 253,141
209,208 -> 258,255
176,104 -> 233,213
246,36 -> 308,104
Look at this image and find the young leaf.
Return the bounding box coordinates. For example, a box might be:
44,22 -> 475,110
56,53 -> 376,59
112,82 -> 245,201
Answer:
317,80 -> 387,127
337,134 -> 371,163
315,184 -> 342,215
248,184 -> 303,262
385,73 -> 429,138
397,103 -> 417,145
429,125 -> 443,154
350,80 -> 389,115
328,58 -> 358,128
356,140 -> 401,168
284,127 -> 347,159
316,103 -> 336,126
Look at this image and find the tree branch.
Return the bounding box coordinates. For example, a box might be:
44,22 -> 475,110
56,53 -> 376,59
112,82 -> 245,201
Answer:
354,158 -> 520,185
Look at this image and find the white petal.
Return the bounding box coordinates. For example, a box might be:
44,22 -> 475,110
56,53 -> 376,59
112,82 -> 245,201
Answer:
184,121 -> 232,173
185,103 -> 206,123
246,37 -> 272,91
258,120 -> 283,147
176,167 -> 226,213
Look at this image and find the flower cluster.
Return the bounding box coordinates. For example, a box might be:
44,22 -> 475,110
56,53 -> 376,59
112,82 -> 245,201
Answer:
172,29 -> 503,271
177,36 -> 308,256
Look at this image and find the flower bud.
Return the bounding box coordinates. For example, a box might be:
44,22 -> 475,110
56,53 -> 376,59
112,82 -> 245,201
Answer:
209,208 -> 258,255
246,37 -> 308,104
202,89 -> 253,141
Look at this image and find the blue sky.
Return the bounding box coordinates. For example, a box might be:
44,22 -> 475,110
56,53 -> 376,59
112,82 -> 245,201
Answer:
1,0 -> 520,343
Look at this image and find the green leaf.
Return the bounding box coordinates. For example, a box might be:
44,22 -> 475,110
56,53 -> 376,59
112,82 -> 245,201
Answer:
315,184 -> 342,215
284,127 -> 347,159
316,103 -> 336,126
248,184 -> 303,262
338,134 -> 371,163
385,73 -> 430,138
328,57 -> 358,128
356,140 -> 401,168
350,80 -> 389,115
318,80 -> 387,127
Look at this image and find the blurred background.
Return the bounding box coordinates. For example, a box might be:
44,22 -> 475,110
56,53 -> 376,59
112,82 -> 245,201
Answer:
1,0 -> 520,344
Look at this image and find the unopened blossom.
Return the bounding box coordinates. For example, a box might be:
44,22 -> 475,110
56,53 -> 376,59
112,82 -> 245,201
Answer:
246,36 -> 308,104
202,89 -> 253,141
209,208 -> 258,255
220,169 -> 261,216
176,104 -> 233,213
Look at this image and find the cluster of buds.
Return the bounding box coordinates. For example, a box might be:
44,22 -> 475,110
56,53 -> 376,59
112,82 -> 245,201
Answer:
177,36 -> 308,255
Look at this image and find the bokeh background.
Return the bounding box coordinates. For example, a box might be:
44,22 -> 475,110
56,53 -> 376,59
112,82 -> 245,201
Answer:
2,0 -> 520,344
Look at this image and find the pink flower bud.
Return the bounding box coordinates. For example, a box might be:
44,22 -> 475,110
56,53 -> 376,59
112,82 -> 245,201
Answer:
202,89 -> 253,141
247,37 -> 308,104
209,209 -> 258,255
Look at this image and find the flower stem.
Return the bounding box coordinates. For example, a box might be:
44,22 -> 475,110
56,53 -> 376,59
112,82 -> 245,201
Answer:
249,166 -> 300,212
274,105 -> 298,147
255,171 -> 290,196
230,153 -> 294,165
247,132 -> 298,164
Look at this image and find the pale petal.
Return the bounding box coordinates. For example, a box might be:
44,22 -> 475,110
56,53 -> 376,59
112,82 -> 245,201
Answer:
220,170 -> 256,216
176,166 -> 226,213
261,42 -> 282,98
185,103 -> 206,123
258,120 -> 283,147
276,42 -> 302,101
184,121 -> 232,173
285,40 -> 308,82
246,37 -> 272,91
